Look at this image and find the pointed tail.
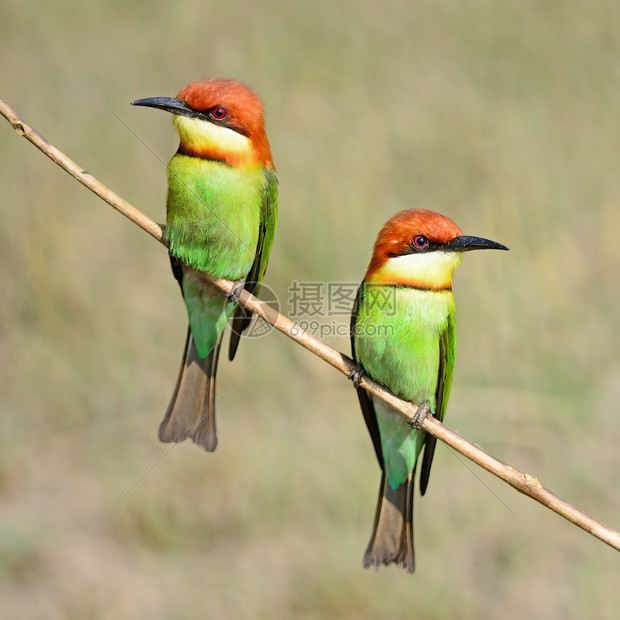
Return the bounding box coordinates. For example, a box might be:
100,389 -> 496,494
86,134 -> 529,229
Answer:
363,471 -> 415,573
159,327 -> 222,452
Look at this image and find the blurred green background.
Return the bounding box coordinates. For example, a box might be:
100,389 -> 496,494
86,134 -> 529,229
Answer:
1,1 -> 619,618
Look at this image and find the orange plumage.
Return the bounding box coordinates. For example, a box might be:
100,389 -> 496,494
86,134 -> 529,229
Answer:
365,209 -> 463,283
176,79 -> 274,168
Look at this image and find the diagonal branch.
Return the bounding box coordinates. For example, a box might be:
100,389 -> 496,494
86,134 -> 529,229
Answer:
0,99 -> 164,244
2,97 -> 619,553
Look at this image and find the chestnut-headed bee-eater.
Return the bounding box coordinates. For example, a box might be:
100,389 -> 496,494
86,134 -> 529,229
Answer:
133,78 -> 277,451
350,209 -> 507,572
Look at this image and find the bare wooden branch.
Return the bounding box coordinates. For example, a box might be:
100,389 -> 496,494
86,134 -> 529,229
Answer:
0,99 -> 165,244
2,97 -> 619,553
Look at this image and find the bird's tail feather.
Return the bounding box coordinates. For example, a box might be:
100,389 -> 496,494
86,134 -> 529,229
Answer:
159,327 -> 222,452
363,470 -> 415,573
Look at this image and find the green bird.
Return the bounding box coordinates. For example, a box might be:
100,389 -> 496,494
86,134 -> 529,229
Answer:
350,208 -> 507,572
133,78 -> 277,451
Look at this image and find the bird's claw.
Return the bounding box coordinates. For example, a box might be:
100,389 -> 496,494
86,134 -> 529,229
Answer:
348,364 -> 365,388
227,280 -> 245,304
408,402 -> 430,430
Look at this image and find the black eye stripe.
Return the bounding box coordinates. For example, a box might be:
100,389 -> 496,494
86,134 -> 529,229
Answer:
186,107 -> 249,139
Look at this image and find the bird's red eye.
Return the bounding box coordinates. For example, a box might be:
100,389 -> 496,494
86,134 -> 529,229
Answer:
211,106 -> 228,120
411,235 -> 429,249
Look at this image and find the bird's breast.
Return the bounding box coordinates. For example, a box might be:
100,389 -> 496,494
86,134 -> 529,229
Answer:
165,155 -> 264,278
354,285 -> 454,402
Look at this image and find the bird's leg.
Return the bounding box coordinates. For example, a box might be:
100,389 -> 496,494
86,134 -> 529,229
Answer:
408,401 -> 430,430
227,279 -> 246,304
348,364 -> 365,388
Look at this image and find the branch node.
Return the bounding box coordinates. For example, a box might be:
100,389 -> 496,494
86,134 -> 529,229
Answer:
524,473 -> 542,489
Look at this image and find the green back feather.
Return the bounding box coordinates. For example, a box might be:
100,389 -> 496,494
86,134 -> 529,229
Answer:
227,167 -> 278,359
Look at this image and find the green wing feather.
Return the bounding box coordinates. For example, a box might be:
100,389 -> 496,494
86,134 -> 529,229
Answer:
228,167 -> 278,360
419,309 -> 456,495
350,284 -> 384,469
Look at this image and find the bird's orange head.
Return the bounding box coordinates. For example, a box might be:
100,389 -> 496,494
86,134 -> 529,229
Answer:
365,209 -> 507,290
133,78 -> 273,169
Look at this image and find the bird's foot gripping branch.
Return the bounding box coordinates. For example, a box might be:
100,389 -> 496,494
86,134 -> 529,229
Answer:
408,402 -> 430,431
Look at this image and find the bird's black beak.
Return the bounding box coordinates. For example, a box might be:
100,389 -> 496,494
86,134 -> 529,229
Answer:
131,96 -> 195,118
444,235 -> 509,252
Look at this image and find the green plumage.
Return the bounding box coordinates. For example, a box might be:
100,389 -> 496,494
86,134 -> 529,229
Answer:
351,281 -> 456,573
166,154 -> 277,357
353,283 -> 456,490
160,152 -> 277,452
132,78 -> 279,453
350,208 -> 506,573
